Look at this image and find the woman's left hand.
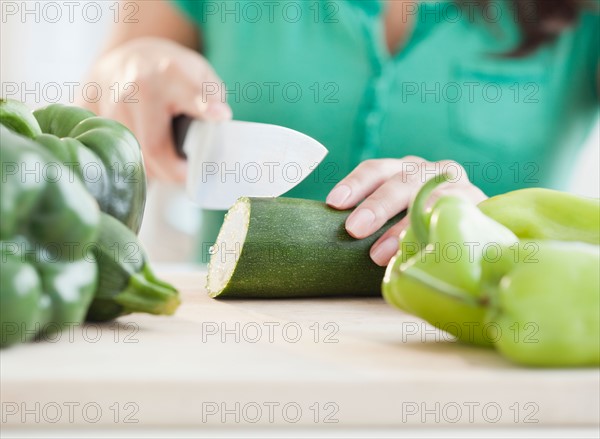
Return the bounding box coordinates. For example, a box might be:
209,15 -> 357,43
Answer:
326,157 -> 488,267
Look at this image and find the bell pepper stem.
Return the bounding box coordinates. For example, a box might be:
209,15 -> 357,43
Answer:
410,173 -> 453,246
401,266 -> 484,308
114,265 -> 180,316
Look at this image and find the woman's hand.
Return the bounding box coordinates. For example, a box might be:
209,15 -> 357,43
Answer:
79,37 -> 232,183
326,157 -> 487,266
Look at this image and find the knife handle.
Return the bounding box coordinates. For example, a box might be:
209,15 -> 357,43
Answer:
172,115 -> 193,159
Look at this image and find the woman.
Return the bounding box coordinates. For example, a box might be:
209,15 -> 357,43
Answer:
83,0 -> 599,265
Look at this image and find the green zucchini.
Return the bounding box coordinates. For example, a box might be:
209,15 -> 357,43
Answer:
87,213 -> 180,321
207,197 -> 405,299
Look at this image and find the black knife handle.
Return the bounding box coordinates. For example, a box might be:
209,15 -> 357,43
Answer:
172,115 -> 193,159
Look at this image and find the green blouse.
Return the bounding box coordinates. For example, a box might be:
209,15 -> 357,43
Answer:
173,0 -> 599,261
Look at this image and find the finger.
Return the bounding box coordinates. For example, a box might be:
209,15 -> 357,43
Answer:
175,75 -> 232,122
169,55 -> 233,121
132,104 -> 187,184
144,138 -> 187,184
370,216 -> 410,266
160,65 -> 231,122
345,171 -> 421,239
368,172 -> 485,266
326,158 -> 416,210
198,69 -> 233,121
150,135 -> 188,184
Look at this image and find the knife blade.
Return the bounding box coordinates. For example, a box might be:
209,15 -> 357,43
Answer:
173,116 -> 328,210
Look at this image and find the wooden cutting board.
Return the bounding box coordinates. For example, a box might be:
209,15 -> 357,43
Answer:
1,267 -> 598,430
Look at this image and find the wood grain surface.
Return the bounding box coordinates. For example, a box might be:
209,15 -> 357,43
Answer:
1,268 -> 598,430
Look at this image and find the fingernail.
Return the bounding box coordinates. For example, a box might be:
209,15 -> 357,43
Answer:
206,102 -> 232,120
370,237 -> 399,266
326,185 -> 351,207
346,208 -> 375,238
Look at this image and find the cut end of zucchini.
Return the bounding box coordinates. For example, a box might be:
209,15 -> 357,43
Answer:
207,197 -> 251,297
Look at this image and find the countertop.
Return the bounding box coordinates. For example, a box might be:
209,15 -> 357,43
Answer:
1,266 -> 598,436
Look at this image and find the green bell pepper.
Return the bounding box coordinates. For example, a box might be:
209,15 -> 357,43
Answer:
0,98 -> 42,138
383,175 -> 519,346
479,188 -> 600,245
383,176 -> 599,367
87,212 -> 180,322
481,241 -> 599,367
0,99 -> 146,233
0,126 -> 100,348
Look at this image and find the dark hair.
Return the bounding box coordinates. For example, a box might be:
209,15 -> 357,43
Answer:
465,0 -> 593,56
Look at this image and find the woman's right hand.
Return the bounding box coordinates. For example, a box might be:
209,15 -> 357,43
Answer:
79,37 -> 232,183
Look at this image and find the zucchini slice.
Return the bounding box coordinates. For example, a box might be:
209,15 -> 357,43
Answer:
207,197 -> 405,299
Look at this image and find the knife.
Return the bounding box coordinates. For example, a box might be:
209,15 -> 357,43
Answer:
173,116 -> 328,210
